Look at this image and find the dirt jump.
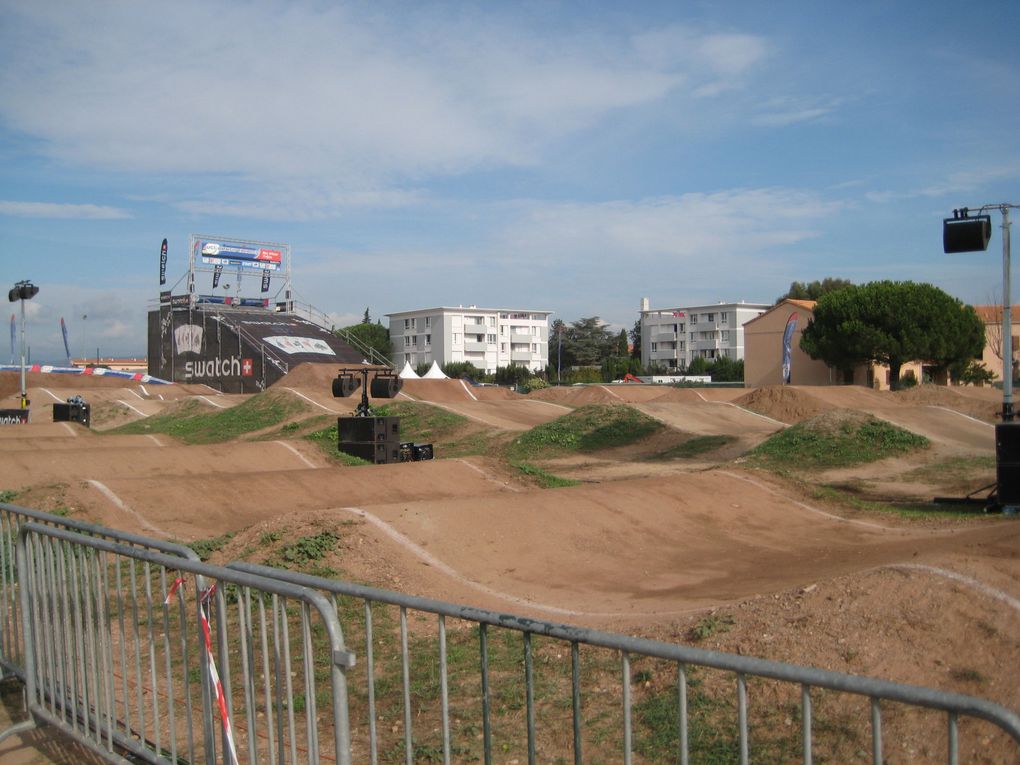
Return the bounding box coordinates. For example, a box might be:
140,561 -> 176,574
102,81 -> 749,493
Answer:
1,367 -> 1018,763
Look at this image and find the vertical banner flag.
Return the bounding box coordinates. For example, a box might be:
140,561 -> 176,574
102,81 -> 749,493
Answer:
159,238 -> 168,285
212,264 -> 223,288
60,317 -> 72,366
781,312 -> 799,384
9,314 -> 14,364
261,272 -> 270,293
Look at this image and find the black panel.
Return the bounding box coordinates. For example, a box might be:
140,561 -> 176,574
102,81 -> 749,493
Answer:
996,423 -> 1020,504
338,441 -> 402,464
943,216 -> 991,254
338,416 -> 401,443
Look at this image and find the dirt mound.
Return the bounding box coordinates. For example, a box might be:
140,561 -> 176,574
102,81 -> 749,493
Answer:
892,385 -> 1000,422
734,385 -> 833,423
527,385 -> 622,406
276,362 -> 360,392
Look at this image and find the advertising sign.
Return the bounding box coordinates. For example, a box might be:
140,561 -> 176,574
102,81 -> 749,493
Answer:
782,312 -> 799,384
194,236 -> 285,272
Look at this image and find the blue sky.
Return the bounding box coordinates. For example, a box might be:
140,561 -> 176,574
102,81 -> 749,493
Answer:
2,1 -> 1017,364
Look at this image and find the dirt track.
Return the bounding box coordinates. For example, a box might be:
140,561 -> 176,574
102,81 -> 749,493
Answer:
2,366 -> 1018,757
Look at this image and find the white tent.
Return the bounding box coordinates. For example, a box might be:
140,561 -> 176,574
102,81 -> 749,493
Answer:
422,360 -> 448,379
398,361 -> 420,379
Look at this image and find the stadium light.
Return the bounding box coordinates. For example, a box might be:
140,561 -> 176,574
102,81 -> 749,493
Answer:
332,366 -> 402,416
8,280 -> 39,409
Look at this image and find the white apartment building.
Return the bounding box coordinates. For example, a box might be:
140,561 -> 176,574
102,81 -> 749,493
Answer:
386,306 -> 552,374
639,298 -> 771,370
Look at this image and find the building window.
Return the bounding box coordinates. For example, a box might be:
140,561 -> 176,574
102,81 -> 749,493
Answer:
453,333 -> 460,345
651,342 -> 658,351
721,313 -> 729,325
690,315 -> 697,325
425,316 -> 431,328
403,318 -> 410,329
488,316 -> 496,327
425,334 -> 431,345
500,343 -> 507,353
707,313 -> 714,322
487,334 -> 496,343
721,331 -> 730,342
403,336 -> 411,347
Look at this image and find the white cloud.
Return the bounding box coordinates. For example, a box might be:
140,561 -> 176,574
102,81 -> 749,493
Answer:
0,201 -> 130,219
0,3 -> 707,184
751,96 -> 842,127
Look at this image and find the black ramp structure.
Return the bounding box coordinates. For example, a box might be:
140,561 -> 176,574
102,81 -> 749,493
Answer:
147,304 -> 364,392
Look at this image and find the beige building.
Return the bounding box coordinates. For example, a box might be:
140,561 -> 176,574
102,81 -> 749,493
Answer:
743,299 -> 928,390
973,305 -> 1020,384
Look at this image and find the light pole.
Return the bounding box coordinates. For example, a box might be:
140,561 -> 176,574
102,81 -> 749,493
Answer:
8,280 -> 39,409
944,203 -> 1017,511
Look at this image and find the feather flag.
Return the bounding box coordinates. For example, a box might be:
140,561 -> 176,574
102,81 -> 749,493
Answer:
9,314 -> 14,364
60,317 -> 72,366
159,238 -> 168,285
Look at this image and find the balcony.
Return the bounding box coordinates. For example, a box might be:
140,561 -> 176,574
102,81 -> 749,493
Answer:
464,341 -> 489,352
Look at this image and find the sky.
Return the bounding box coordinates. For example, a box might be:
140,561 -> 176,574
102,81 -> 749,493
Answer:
1,0 -> 1018,364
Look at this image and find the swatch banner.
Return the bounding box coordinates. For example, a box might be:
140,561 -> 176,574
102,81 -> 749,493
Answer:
261,272 -> 270,293
212,264 -> 223,288
159,238 -> 168,285
60,317 -> 72,365
781,312 -> 799,384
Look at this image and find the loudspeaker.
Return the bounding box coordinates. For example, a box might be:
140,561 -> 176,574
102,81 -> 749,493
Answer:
996,423 -> 1020,505
332,374 -> 361,398
53,403 -> 91,427
943,216 -> 991,254
370,375 -> 403,399
338,441 -> 402,464
338,415 -> 400,443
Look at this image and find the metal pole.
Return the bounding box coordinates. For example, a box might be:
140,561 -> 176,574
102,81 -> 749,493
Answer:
1001,206 -> 1013,421
19,297 -> 27,409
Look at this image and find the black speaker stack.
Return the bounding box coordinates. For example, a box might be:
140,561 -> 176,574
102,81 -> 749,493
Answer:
52,396 -> 91,428
337,415 -> 434,464
995,423 -> 1020,506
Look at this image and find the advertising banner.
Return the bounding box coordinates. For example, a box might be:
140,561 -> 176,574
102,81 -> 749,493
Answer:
212,265 -> 223,288
194,236 -> 285,273
8,314 -> 13,364
159,238 -> 168,285
782,312 -> 799,384
60,317 -> 71,366
261,272 -> 270,293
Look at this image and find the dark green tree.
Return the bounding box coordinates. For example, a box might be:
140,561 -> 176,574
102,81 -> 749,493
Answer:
337,322 -> 392,363
553,317 -> 617,367
800,281 -> 985,389
629,319 -> 642,360
777,277 -> 853,304
616,328 -> 630,357
362,307 -> 371,324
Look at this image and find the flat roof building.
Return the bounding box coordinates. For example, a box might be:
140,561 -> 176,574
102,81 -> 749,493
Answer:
386,306 -> 552,375
639,298 -> 770,371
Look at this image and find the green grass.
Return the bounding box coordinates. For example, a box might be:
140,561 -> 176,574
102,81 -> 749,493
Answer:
108,392 -> 308,444
513,462 -> 579,488
811,485 -> 999,519
653,434 -> 737,460
749,411 -> 928,470
304,421 -> 372,464
185,533 -> 235,562
507,404 -> 663,461
373,401 -> 467,441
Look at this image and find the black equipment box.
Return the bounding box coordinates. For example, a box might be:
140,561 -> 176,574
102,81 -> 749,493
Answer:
53,402 -> 91,428
338,441 -> 402,465
338,415 -> 400,443
996,422 -> 1020,505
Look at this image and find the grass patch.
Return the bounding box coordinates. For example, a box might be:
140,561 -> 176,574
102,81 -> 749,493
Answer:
811,485 -> 998,519
108,392 -> 308,444
513,462 -> 579,488
267,530 -> 339,573
749,410 -> 928,470
304,422 -> 372,465
186,533 -> 234,562
507,404 -> 663,461
654,434 -> 737,460
373,401 -> 467,442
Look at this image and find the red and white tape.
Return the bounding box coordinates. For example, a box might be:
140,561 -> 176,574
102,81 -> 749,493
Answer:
166,577 -> 240,765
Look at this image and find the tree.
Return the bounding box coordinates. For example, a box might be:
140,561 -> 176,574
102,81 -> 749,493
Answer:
616,329 -> 629,357
629,319 -> 642,360
337,322 -> 392,363
776,277 -> 853,304
547,316 -> 617,369
800,281 -> 986,389
362,307 -> 372,324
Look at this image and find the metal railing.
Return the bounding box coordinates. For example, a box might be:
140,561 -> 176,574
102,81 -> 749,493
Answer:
3,521 -> 354,765
0,503 -> 1018,763
231,561 -> 1020,765
0,502 -> 201,682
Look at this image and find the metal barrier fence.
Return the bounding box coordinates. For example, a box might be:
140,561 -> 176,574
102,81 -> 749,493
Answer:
3,522 -> 354,765
0,501 -> 202,682
231,561 -> 1020,765
0,503 -> 1018,764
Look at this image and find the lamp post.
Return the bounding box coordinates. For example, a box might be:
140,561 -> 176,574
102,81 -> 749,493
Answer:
8,280 -> 39,409
944,204 -> 1017,511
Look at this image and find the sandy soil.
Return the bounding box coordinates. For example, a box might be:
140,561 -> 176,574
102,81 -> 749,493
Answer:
1,370 -> 1018,762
